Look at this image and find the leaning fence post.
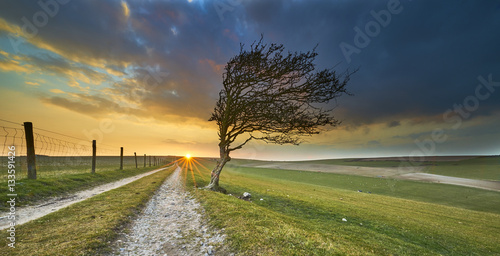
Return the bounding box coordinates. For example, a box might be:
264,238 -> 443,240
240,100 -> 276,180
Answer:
92,140 -> 96,174
134,152 -> 138,168
120,147 -> 123,170
23,122 -> 37,180
144,154 -> 146,167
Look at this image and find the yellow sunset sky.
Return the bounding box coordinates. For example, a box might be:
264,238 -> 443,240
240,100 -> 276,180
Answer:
1,1 -> 499,160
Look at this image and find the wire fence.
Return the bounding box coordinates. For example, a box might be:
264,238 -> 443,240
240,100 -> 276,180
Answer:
0,119 -> 172,180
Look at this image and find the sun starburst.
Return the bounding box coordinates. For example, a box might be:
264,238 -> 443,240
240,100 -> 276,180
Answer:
169,154 -> 213,188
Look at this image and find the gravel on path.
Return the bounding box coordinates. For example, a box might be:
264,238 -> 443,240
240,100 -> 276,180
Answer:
0,166 -> 171,230
109,166 -> 226,256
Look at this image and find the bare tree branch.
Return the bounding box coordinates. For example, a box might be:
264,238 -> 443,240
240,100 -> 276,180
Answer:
205,36 -> 355,191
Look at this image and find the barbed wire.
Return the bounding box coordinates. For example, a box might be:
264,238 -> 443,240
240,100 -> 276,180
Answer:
1,126 -> 26,156
0,118 -> 120,156
33,132 -> 89,157
0,118 -> 23,126
0,126 -> 118,157
1,118 -> 166,179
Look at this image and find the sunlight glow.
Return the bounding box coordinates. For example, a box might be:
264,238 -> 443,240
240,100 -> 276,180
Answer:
121,1 -> 130,18
172,155 -> 212,188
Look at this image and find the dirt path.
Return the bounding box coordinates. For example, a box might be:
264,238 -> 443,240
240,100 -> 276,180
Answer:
0,166 -> 170,230
108,166 -> 226,256
397,173 -> 500,192
247,162 -> 500,192
246,162 -> 423,177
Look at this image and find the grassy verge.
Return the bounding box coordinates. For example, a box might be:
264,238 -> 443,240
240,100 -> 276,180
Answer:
0,165 -> 165,211
186,163 -> 500,255
0,165 -> 175,256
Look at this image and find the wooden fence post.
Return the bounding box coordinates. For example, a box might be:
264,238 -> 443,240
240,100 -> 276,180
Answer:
134,152 -> 138,168
23,122 -> 37,180
154,156 -> 156,166
149,155 -> 151,167
120,147 -> 123,170
143,154 -> 146,167
92,140 -> 96,174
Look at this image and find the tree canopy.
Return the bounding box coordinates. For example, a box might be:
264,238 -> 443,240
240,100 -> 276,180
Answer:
205,37 -> 354,192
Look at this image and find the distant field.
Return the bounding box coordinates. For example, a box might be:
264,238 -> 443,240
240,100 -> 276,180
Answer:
225,164 -> 500,214
188,159 -> 500,255
232,155 -> 500,181
423,156 -> 500,181
299,156 -> 500,181
0,155 -> 177,180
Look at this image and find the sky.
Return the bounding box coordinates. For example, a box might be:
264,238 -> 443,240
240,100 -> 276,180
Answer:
0,0 -> 499,160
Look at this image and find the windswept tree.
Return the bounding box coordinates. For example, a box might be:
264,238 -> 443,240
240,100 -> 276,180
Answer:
206,38 -> 354,192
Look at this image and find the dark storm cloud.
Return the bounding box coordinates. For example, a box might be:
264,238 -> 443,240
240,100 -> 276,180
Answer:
0,1 -> 146,67
1,0 -> 499,128
330,1 -> 500,125
234,0 -> 500,126
27,54 -> 110,83
387,120 -> 400,128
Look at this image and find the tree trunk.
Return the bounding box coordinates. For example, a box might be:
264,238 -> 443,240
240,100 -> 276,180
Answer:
205,146 -> 230,193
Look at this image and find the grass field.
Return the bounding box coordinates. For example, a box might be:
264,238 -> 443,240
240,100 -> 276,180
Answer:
225,165 -> 500,214
0,166 -> 175,256
423,156 -> 500,181
186,158 -> 500,255
2,156 -> 498,255
0,155 -> 175,180
281,156 -> 500,181
0,156 -> 175,211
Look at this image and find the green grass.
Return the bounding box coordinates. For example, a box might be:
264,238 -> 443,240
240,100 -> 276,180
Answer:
423,156 -> 500,181
0,165 -> 175,256
0,156 -> 174,180
185,160 -> 500,255
285,156 -> 500,181
292,158 -> 407,168
225,165 -> 500,214
2,156 -> 496,255
0,164 -> 167,211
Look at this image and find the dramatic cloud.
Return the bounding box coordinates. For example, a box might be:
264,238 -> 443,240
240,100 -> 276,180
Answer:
0,0 -> 499,158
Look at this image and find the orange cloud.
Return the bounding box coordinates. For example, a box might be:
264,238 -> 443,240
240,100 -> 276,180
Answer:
0,59 -> 34,73
121,1 -> 130,18
223,29 -> 238,42
0,17 -> 21,35
0,50 -> 9,57
25,81 -> 40,86
199,58 -> 224,73
49,89 -> 65,94
0,17 -> 126,75
0,48 -> 34,73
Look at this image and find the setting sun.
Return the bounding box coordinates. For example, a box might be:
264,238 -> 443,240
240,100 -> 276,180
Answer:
186,154 -> 191,159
